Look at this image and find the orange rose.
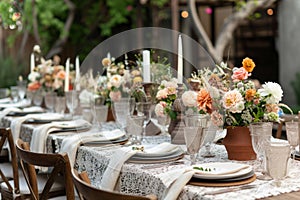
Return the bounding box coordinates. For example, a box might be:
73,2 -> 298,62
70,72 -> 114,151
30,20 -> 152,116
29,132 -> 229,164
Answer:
245,89 -> 256,101
27,82 -> 41,91
56,70 -> 66,80
242,57 -> 255,72
197,88 -> 212,113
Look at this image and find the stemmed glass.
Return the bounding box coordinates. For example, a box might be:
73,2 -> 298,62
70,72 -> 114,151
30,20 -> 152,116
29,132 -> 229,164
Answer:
112,98 -> 135,130
65,91 -> 79,119
90,96 -> 107,130
183,126 -> 207,165
250,122 -> 273,180
265,141 -> 291,186
44,92 -> 56,112
33,90 -> 43,106
136,102 -> 152,143
201,125 -> 217,158
10,86 -> 19,103
17,80 -> 27,102
285,121 -> 299,161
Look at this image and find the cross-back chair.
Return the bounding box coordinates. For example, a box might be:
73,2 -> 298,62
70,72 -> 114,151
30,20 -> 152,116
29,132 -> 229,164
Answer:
15,138 -> 75,200
0,127 -> 20,199
72,169 -> 157,200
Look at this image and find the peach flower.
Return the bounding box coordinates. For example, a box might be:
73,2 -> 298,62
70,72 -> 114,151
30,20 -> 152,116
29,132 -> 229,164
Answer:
154,101 -> 167,117
156,88 -> 168,100
222,90 -> 243,110
197,88 -> 212,113
242,57 -> 255,73
56,70 -> 66,80
245,89 -> 256,102
102,58 -> 111,67
231,67 -> 250,82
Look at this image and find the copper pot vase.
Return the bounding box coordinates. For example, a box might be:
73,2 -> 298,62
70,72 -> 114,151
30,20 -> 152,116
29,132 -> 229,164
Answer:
223,126 -> 256,161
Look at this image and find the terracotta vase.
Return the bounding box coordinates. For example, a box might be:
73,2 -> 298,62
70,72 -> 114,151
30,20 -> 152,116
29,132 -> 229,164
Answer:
222,126 -> 256,161
106,108 -> 115,122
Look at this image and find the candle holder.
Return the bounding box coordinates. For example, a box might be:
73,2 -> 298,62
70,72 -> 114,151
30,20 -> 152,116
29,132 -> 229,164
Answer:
142,82 -> 159,102
168,83 -> 186,144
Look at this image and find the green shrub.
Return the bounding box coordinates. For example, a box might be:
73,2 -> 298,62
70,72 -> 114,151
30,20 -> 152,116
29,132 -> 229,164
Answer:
0,57 -> 26,88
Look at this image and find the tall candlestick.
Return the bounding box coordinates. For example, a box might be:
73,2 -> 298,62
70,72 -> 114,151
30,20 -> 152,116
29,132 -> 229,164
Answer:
64,58 -> 70,92
177,35 -> 183,84
107,52 -> 111,60
30,53 -> 35,72
75,56 -> 80,91
142,50 -> 151,83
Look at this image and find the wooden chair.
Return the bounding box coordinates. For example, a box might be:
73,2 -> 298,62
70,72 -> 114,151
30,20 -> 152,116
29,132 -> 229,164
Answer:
72,170 -> 157,200
0,127 -> 20,199
15,139 -> 76,200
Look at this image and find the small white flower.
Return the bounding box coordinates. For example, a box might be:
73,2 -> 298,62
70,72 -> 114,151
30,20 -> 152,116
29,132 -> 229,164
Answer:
182,90 -> 197,107
109,74 -> 122,88
28,72 -> 40,82
258,82 -> 283,104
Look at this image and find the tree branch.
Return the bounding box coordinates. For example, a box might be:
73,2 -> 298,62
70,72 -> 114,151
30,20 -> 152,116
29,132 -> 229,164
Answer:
215,0 -> 277,58
31,0 -> 41,45
46,0 -> 75,59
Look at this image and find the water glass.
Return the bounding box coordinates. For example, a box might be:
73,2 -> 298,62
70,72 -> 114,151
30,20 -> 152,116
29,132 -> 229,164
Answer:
10,86 -> 19,103
17,80 -> 28,101
136,102 -> 152,142
0,88 -> 8,98
33,90 -> 43,106
285,121 -> 299,161
90,96 -> 106,129
55,96 -> 66,114
126,115 -> 144,144
184,126 -> 207,165
65,91 -> 79,118
44,92 -> 56,112
185,114 -> 210,127
201,125 -> 217,157
26,90 -> 35,105
265,141 -> 290,186
112,98 -> 135,130
250,122 -> 273,180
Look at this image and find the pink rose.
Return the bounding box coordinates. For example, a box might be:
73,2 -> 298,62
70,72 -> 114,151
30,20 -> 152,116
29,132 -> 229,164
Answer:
109,90 -> 121,102
156,88 -> 168,100
154,102 -> 165,117
231,67 -> 250,82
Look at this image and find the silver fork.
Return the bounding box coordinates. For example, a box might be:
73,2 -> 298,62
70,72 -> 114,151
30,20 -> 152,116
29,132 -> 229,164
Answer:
141,160 -> 185,169
203,184 -> 256,195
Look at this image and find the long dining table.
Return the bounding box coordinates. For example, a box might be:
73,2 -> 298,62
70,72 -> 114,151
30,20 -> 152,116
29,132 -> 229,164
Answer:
2,114 -> 300,200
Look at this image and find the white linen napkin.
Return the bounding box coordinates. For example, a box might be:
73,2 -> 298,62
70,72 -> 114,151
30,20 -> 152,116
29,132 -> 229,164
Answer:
100,147 -> 137,191
0,107 -> 21,121
30,123 -> 61,153
162,168 -> 194,200
10,114 -> 37,140
60,129 -> 125,167
144,142 -> 179,154
0,97 -> 11,104
30,119 -> 91,154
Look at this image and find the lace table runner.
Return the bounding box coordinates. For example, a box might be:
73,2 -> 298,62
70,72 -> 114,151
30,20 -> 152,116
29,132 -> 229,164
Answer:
75,142 -> 300,200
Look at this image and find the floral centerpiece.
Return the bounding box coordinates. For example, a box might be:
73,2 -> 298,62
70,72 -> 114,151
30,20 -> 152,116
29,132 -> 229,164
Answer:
27,55 -> 74,96
154,78 -> 178,120
192,57 -> 290,160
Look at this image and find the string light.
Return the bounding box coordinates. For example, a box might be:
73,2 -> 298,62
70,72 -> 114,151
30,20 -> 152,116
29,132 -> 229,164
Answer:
267,8 -> 273,16
181,10 -> 189,18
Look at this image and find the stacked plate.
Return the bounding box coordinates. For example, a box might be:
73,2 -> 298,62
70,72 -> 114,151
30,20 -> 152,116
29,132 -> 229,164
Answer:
128,143 -> 184,164
83,130 -> 128,146
191,162 -> 255,184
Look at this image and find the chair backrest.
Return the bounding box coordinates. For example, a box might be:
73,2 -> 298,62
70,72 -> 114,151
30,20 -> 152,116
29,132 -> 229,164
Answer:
0,127 -> 20,195
15,139 -> 75,200
72,170 -> 157,200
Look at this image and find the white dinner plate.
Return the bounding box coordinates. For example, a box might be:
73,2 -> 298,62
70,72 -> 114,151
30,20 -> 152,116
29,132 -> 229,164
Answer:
193,162 -> 253,180
27,113 -> 65,123
52,119 -> 91,129
129,148 -> 184,162
134,145 -> 180,158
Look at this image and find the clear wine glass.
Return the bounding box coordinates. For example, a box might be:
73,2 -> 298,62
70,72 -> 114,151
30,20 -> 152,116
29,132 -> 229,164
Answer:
285,121 -> 299,161
184,126 -> 207,165
201,125 -> 217,158
33,90 -> 43,106
10,86 -> 19,103
65,91 -> 79,119
136,102 -> 152,144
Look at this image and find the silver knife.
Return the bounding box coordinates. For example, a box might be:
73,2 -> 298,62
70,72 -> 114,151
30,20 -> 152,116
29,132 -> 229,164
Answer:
203,184 -> 256,195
